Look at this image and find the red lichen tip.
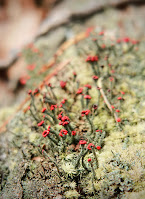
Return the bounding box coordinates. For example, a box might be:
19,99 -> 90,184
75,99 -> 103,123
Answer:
84,84 -> 92,89
33,88 -> 39,95
116,109 -> 120,113
59,115 -> 70,126
41,107 -> 46,113
109,77 -> 114,82
88,158 -> 92,162
28,90 -> 32,95
58,111 -> 63,120
38,120 -> 44,126
96,146 -> 101,150
101,44 -> 106,48
99,31 -> 104,36
77,87 -> 83,94
111,105 -> 115,109
20,77 -> 27,85
72,131 -> 76,136
60,129 -> 68,135
96,130 -> 102,133
121,91 -> 125,95
79,140 -> 87,145
48,83 -> 52,87
84,95 -> 91,99
86,56 -> 98,62
116,39 -> 121,43
73,72 -> 77,76
42,130 -> 49,137
131,39 -> 139,45
27,106 -> 30,110
81,110 -> 90,116
61,99 -> 67,104
61,116 -> 70,122
59,104 -> 62,108
47,126 -> 51,131
123,37 -> 130,43
116,118 -> 121,122
92,75 -> 99,80
117,96 -> 123,100
60,81 -> 66,89
50,104 -> 57,110
59,132 -> 63,137
87,143 -> 95,150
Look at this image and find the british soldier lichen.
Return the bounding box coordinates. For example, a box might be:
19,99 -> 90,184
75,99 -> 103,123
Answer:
22,29 -> 145,198
3,29 -> 145,198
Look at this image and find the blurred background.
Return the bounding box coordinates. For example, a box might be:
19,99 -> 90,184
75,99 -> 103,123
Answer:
0,0 -> 145,127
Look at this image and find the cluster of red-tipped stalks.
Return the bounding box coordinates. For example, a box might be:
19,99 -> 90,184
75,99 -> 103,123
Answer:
26,30 -> 139,187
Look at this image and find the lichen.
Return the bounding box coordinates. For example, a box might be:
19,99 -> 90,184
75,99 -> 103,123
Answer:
1,28 -> 145,199
65,190 -> 80,198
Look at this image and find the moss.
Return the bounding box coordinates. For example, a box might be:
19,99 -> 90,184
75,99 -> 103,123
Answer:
65,190 -> 80,198
0,106 -> 18,127
29,132 -> 40,144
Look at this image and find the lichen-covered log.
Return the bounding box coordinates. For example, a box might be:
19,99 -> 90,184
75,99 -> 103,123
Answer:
0,29 -> 145,199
